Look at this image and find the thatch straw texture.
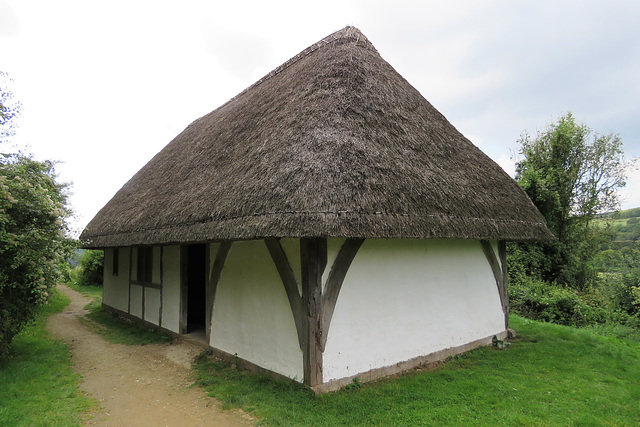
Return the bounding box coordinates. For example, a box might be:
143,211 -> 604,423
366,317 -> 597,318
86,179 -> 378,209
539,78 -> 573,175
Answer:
81,27 -> 553,248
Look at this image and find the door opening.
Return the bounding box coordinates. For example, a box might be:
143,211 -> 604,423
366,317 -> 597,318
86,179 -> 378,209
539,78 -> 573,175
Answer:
186,244 -> 207,334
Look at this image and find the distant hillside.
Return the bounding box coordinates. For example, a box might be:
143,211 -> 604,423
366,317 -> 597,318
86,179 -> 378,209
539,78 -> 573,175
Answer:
617,207 -> 640,219
597,207 -> 640,244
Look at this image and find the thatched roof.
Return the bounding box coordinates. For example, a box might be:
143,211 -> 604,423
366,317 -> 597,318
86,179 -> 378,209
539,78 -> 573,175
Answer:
81,26 -> 553,248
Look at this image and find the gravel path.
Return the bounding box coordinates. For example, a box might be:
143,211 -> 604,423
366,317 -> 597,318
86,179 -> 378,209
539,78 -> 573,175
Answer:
47,285 -> 254,426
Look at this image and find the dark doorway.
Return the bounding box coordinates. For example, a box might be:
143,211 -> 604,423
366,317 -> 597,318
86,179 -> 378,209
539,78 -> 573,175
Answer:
186,244 -> 207,333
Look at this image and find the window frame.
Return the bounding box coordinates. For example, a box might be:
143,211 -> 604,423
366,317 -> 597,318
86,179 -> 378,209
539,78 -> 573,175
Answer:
136,246 -> 153,284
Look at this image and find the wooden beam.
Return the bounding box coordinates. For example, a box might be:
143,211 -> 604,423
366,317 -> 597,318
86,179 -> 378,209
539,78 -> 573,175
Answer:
179,245 -> 188,334
129,280 -> 162,289
128,247 -> 133,314
498,240 -> 509,329
320,238 -> 364,351
300,237 -> 326,387
264,239 -> 304,349
159,246 -> 164,328
480,240 -> 509,329
206,241 -> 232,343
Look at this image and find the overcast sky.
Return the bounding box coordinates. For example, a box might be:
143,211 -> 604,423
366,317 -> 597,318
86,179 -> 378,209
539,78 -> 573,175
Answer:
1,0 -> 639,234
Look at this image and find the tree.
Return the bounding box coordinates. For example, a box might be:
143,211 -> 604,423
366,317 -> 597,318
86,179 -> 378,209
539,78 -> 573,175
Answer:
76,250 -> 104,287
0,72 -> 21,143
512,113 -> 631,289
0,74 -> 74,357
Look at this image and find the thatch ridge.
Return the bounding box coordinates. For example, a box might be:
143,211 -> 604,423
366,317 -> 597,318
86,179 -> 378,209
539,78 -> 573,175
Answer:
218,27 -> 373,114
81,26 -> 553,248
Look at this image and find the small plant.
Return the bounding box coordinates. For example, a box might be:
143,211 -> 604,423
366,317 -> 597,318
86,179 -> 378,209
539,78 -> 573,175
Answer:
492,335 -> 511,350
343,376 -> 361,391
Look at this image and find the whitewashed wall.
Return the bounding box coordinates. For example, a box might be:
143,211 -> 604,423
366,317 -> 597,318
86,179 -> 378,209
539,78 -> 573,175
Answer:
144,287 -> 161,325
103,246 -> 179,330
323,239 -> 505,382
210,239 -> 304,381
129,284 -> 143,318
103,247 -> 130,312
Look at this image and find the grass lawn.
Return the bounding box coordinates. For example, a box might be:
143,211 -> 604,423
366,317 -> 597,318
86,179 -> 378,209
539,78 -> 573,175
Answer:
194,316 -> 640,426
66,281 -> 103,301
67,282 -> 172,346
0,290 -> 97,426
4,284 -> 639,425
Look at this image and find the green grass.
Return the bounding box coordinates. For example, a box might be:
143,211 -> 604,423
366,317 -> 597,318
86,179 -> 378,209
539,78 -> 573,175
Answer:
0,290 -> 97,426
80,308 -> 173,346
66,281 -> 103,302
67,282 -> 173,346
194,316 -> 640,426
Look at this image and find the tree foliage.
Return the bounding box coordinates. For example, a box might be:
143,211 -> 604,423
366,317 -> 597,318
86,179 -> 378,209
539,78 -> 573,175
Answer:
0,74 -> 74,358
0,72 -> 21,143
511,113 -> 630,289
76,250 -> 104,287
0,155 -> 74,357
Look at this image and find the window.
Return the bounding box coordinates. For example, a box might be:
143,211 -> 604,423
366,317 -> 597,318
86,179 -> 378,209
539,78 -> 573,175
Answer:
112,247 -> 119,276
137,247 -> 153,283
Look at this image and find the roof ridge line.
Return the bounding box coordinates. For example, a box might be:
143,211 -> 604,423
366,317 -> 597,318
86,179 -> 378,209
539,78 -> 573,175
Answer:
203,26 -> 369,117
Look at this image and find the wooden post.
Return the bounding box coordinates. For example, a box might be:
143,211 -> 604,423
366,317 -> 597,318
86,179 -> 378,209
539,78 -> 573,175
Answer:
179,245 -> 188,334
300,237 -> 326,387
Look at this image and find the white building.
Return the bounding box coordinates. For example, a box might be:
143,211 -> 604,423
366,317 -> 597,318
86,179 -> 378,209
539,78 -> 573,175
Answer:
82,27 -> 552,392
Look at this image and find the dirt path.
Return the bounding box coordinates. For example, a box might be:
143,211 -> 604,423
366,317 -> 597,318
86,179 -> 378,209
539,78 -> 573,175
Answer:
47,285 -> 254,426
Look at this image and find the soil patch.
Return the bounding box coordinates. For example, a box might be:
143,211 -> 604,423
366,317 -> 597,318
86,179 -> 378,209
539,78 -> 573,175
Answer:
47,285 -> 254,426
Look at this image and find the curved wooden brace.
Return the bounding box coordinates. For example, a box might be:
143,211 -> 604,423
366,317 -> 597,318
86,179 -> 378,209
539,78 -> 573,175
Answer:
206,241 -> 232,342
480,240 -> 509,329
265,237 -> 364,386
320,238 -> 365,351
264,238 -> 305,349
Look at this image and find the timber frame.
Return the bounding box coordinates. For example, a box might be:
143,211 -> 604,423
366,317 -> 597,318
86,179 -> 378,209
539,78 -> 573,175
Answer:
128,246 -> 164,326
480,240 -> 509,329
175,237 -> 365,387
180,237 -> 507,388
206,242 -> 232,342
170,238 -> 509,389
266,237 -> 365,387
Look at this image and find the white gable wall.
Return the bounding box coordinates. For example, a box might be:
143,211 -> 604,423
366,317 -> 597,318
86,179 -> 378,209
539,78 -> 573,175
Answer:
210,240 -> 304,381
323,239 -> 504,382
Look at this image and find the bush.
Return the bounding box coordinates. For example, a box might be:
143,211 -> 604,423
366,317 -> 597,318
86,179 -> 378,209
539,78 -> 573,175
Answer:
510,278 -> 606,327
617,271 -> 640,316
0,155 -> 73,358
76,250 -> 104,287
